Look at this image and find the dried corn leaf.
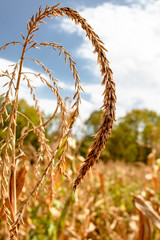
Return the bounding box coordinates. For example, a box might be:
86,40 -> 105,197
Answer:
9,169 -> 16,217
133,194 -> 160,229
16,166 -> 27,199
0,197 -> 14,222
138,210 -> 153,240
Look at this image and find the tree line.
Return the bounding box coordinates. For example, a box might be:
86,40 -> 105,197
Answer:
1,98 -> 160,163
82,109 -> 160,162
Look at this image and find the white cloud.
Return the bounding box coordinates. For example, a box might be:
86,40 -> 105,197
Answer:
0,58 -> 45,87
59,1 -> 160,118
126,0 -> 157,6
0,58 -> 97,120
0,58 -> 58,114
80,98 -> 96,121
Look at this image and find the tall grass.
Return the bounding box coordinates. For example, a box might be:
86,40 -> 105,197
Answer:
0,3 -> 116,239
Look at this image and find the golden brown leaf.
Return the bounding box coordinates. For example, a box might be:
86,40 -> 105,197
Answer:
133,194 -> 160,229
16,166 -> 27,200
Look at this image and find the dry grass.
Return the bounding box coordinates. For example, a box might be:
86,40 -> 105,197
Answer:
1,158 -> 160,240
0,3 -> 116,239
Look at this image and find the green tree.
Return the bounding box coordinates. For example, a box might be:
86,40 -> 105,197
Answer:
16,99 -> 40,149
0,98 -> 40,149
107,120 -> 138,162
79,110 -> 103,158
80,109 -> 160,162
85,110 -> 103,135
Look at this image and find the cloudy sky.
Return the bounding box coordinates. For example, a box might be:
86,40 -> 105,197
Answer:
0,0 -> 160,121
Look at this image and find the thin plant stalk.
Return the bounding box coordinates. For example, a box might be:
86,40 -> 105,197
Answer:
10,35 -> 29,221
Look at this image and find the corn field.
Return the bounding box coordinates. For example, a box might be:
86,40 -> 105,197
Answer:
0,3 -> 160,240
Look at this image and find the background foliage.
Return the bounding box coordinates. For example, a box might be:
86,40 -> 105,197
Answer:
1,98 -> 160,163
80,109 -> 160,163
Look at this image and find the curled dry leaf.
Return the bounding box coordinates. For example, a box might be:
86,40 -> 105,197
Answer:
16,165 -> 27,200
0,197 -> 14,222
133,194 -> 160,229
138,211 -> 152,240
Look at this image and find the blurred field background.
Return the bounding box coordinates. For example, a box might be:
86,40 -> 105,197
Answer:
1,99 -> 160,239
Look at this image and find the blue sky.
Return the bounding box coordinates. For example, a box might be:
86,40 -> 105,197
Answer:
0,0 -> 160,121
